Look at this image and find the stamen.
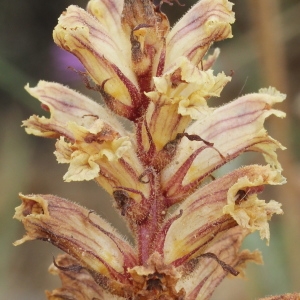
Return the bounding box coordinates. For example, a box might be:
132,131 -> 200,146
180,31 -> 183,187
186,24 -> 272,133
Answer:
82,114 -> 99,119
138,168 -> 154,184
160,0 -> 185,7
176,132 -> 225,160
199,252 -> 239,276
235,189 -> 249,205
235,185 -> 264,205
113,190 -> 131,216
87,210 -> 96,219
52,256 -> 83,272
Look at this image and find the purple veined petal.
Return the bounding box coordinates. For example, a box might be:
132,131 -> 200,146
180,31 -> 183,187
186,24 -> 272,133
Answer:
162,165 -> 284,266
177,227 -> 262,300
46,254 -> 112,299
121,0 -> 170,87
144,57 -> 231,152
165,0 -> 235,70
14,194 -> 138,281
23,80 -> 126,142
23,81 -> 151,208
54,5 -> 133,84
53,5 -> 140,112
87,0 -> 124,37
202,48 -> 221,71
161,88 -> 286,203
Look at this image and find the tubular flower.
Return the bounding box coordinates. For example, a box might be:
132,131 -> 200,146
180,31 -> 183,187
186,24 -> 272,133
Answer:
14,0 -> 290,299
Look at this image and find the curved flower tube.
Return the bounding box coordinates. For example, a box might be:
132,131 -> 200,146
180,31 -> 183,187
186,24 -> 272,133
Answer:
160,87 -> 286,203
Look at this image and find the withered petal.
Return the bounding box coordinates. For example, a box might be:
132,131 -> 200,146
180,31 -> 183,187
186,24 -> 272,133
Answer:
46,254 -> 111,300
176,227 -> 262,300
14,194 -> 137,280
224,166 -> 284,244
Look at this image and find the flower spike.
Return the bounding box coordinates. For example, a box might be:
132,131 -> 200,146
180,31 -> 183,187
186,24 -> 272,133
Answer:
15,0 -> 292,299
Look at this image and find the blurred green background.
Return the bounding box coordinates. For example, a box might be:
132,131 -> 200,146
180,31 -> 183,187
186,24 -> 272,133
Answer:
1,0 -> 300,299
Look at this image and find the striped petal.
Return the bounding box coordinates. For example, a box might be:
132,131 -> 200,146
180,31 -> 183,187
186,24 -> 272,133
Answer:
177,227 -> 262,300
87,0 -> 124,38
53,5 -> 141,119
23,81 -> 150,206
23,81 -> 126,141
162,165 -> 284,265
144,57 -> 230,151
161,87 -> 286,202
165,0 -> 234,70
46,254 -> 114,300
54,5 -> 134,85
14,194 -> 137,282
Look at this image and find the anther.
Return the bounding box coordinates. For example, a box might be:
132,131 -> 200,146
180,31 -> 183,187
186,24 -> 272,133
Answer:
176,132 -> 225,159
235,189 -> 249,205
87,210 -> 96,219
138,168 -> 154,184
199,252 -> 239,276
52,256 -> 83,273
113,190 -> 130,216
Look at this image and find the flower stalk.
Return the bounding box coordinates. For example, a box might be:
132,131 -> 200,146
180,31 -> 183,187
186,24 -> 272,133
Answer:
14,0 -> 299,299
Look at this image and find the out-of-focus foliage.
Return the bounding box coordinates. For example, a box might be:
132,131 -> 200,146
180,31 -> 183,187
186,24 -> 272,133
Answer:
1,0 -> 300,299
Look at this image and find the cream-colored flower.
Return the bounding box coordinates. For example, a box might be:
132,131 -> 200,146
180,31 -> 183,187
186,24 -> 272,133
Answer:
14,194 -> 137,275
53,0 -> 234,123
224,167 -> 284,244
144,56 -> 231,150
161,87 -> 286,203
162,165 -> 284,265
14,193 -> 260,299
23,81 -> 150,205
165,0 -> 234,69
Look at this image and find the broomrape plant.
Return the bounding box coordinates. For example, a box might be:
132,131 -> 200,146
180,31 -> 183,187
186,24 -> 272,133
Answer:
14,0 -> 299,299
